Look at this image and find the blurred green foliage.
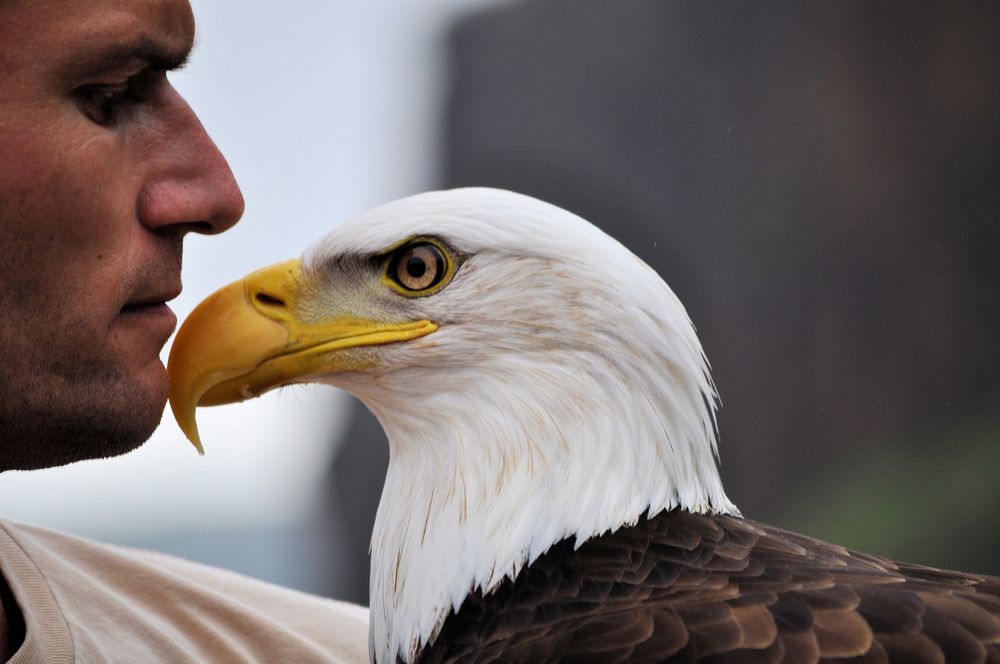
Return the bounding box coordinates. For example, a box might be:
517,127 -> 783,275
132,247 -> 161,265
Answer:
781,400 -> 1000,576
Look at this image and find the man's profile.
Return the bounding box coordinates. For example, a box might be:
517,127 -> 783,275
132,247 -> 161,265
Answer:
0,0 -> 367,660
0,0 -> 243,470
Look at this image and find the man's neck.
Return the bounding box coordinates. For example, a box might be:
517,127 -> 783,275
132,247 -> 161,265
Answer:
0,572 -> 25,661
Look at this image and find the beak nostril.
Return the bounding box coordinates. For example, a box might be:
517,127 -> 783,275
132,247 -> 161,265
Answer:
255,292 -> 286,307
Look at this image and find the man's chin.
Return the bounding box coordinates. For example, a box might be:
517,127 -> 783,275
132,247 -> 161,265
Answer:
0,365 -> 168,472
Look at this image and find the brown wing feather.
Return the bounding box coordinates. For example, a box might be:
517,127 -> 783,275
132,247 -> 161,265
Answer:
414,510 -> 1000,663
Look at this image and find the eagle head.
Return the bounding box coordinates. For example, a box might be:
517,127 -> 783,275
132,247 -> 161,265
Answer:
168,187 -> 737,663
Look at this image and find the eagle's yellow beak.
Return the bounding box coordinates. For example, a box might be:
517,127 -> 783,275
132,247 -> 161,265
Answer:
167,259 -> 437,453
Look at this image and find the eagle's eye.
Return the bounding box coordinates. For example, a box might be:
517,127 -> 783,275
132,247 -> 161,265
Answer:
385,240 -> 453,296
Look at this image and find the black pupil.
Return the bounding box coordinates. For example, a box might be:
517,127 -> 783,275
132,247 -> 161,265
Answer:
406,255 -> 427,278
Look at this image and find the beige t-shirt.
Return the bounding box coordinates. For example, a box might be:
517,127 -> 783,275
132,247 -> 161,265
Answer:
0,520 -> 369,663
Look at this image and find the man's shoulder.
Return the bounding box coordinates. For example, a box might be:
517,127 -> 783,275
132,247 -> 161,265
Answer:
0,519 -> 369,663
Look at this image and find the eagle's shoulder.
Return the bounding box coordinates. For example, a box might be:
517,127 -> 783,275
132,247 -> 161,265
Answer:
416,510 -> 1000,663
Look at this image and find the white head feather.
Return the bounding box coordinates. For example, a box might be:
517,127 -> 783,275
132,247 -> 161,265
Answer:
303,188 -> 738,664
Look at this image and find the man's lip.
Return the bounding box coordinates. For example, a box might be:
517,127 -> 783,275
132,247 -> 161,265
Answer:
122,288 -> 182,312
117,301 -> 177,332
121,302 -> 173,313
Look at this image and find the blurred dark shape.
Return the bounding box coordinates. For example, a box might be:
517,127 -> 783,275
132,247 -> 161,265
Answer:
321,0 -> 1000,603
319,401 -> 388,603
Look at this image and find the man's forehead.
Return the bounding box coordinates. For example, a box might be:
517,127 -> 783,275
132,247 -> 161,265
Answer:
0,0 -> 195,73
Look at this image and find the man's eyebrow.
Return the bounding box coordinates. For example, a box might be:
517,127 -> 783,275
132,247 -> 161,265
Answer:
77,36 -> 191,77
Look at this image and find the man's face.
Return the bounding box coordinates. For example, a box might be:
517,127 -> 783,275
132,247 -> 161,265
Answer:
0,0 -> 244,470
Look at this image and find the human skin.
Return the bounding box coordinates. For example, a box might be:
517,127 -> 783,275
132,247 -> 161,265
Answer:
0,0 -> 244,472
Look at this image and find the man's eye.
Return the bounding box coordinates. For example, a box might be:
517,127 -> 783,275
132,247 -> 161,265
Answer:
76,84 -> 140,126
75,70 -> 158,126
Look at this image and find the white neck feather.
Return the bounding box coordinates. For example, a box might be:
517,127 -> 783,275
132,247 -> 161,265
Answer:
354,333 -> 737,663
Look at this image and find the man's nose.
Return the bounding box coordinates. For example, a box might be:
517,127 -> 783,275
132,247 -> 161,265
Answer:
137,86 -> 245,236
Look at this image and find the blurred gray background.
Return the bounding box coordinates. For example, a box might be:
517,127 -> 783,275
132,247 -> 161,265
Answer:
326,0 -> 1000,603
2,0 -> 997,607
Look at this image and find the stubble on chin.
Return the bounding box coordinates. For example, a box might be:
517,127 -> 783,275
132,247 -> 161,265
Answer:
0,355 -> 167,472
0,244 -> 181,471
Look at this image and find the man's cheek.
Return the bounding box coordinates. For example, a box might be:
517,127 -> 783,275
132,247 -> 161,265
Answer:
40,170 -> 133,278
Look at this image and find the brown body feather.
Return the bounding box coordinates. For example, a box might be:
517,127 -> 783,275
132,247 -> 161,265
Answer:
414,510 -> 1000,663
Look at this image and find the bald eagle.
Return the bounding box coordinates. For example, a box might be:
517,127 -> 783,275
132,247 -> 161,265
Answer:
168,188 -> 1000,663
